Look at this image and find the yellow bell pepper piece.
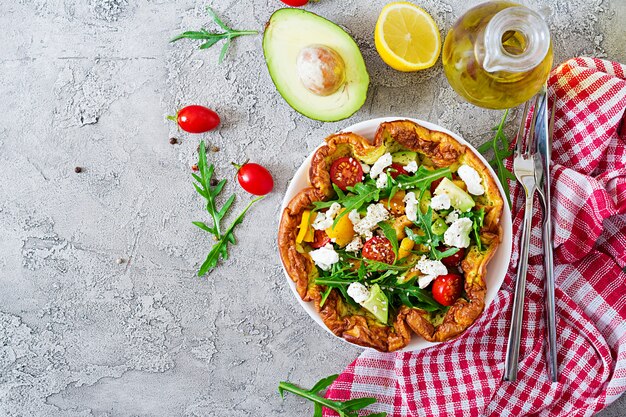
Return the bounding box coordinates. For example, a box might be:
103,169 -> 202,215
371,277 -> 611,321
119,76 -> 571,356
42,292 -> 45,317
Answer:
325,210 -> 355,247
398,237 -> 415,259
296,210 -> 314,243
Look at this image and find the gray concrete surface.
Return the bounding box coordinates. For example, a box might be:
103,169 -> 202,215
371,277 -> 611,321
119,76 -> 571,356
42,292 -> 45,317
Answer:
0,0 -> 624,416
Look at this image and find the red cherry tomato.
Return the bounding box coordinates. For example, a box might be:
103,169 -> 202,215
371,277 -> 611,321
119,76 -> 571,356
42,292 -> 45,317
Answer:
310,230 -> 331,249
439,246 -> 466,267
430,178 -> 443,194
431,273 -> 464,306
386,163 -> 408,179
173,105 -> 220,133
362,236 -> 396,264
330,157 -> 364,191
235,162 -> 274,195
279,0 -> 309,6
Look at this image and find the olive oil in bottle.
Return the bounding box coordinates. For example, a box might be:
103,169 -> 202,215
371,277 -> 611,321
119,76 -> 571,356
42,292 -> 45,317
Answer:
442,1 -> 553,109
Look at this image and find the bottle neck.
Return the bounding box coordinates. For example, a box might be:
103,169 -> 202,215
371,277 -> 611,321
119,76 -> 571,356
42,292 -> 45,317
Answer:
477,6 -> 551,73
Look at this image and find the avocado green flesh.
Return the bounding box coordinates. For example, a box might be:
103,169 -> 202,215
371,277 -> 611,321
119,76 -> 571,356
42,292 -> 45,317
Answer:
360,284 -> 388,324
263,8 -> 369,122
434,178 -> 475,212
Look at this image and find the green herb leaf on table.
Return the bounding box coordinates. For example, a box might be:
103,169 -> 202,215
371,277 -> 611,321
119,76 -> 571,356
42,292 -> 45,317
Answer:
477,109 -> 515,207
278,374 -> 387,417
193,141 -> 263,276
171,7 -> 257,63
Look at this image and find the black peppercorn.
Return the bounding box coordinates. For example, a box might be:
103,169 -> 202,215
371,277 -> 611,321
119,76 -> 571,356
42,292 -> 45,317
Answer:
169,137 -> 178,145
74,167 -> 82,173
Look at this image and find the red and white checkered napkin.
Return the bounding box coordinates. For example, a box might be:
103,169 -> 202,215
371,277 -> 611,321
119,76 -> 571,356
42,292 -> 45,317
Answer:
324,57 -> 626,417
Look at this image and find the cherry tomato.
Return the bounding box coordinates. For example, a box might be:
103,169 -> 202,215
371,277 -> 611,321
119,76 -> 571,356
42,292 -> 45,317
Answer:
431,273 -> 464,306
279,0 -> 309,6
430,178 -> 443,194
310,230 -> 331,249
172,105 -> 220,134
386,163 -> 408,179
439,246 -> 466,267
235,162 -> 274,195
362,236 -> 396,264
330,157 -> 364,191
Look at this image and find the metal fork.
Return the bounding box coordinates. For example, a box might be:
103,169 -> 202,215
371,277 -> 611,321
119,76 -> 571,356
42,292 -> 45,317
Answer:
503,96 -> 541,382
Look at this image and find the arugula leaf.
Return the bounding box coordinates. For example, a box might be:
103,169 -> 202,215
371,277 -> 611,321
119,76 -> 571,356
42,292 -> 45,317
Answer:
377,221 -> 399,262
197,195 -> 264,276
477,110 -> 514,207
395,166 -> 452,191
312,181 -> 381,226
279,374 -> 386,417
193,141 -> 263,276
171,7 -> 257,63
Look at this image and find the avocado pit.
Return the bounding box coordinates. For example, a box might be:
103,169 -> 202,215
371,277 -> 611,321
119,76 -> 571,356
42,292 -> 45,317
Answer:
296,45 -> 346,96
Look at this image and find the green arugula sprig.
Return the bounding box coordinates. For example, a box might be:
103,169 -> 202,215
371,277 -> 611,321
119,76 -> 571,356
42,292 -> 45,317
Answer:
405,203 -> 458,261
192,141 -> 263,275
313,181 -> 381,226
394,166 -> 452,191
477,110 -> 514,207
279,374 -> 387,417
171,7 -> 257,63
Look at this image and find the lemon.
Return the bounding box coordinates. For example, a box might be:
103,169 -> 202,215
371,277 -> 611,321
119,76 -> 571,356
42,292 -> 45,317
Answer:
375,2 -> 441,72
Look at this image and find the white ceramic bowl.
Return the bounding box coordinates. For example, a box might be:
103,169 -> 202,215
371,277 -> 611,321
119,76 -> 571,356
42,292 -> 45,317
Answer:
279,117 -> 513,352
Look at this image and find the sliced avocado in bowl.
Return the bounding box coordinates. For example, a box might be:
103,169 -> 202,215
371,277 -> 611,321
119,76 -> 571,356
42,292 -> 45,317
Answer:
361,284 -> 388,324
263,8 -> 370,122
434,177 -> 475,212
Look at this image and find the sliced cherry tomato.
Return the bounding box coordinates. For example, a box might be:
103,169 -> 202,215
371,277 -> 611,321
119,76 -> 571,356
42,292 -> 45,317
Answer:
430,177 -> 443,194
310,230 -> 331,249
362,236 -> 396,264
431,273 -> 464,306
279,0 -> 309,5
172,105 -> 220,134
235,162 -> 274,195
385,163 -> 408,179
330,157 -> 363,191
439,246 -> 466,267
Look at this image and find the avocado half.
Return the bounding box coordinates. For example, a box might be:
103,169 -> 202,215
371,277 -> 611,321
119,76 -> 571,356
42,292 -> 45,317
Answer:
263,9 -> 370,122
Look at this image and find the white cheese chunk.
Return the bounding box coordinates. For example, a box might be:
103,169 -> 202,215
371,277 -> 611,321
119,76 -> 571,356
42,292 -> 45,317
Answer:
360,163 -> 371,174
369,152 -> 393,179
309,243 -> 339,271
348,209 -> 361,226
404,160 -> 418,173
445,209 -> 460,224
347,282 -> 370,304
430,194 -> 451,210
403,191 -> 418,222
312,212 -> 332,230
418,275 -> 437,289
415,256 -> 448,289
457,164 -> 485,196
444,217 -> 473,248
353,203 -> 390,240
325,202 -> 342,219
376,174 -> 388,189
311,203 -> 342,230
345,236 -> 363,253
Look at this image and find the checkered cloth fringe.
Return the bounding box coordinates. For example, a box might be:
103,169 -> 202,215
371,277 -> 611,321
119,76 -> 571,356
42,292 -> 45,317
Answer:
324,57 -> 626,417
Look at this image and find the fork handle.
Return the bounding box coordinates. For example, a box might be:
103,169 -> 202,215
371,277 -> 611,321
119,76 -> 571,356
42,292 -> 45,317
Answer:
503,192 -> 534,381
542,209 -> 559,382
